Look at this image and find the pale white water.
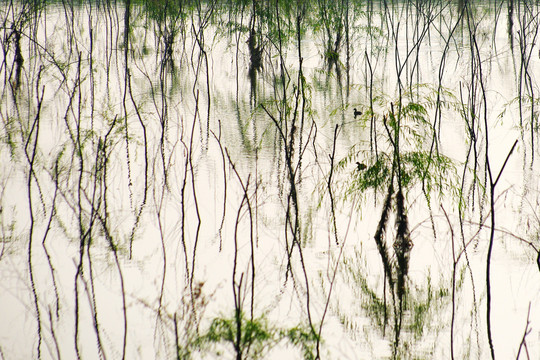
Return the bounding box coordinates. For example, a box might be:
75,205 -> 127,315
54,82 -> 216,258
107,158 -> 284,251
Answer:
0,1 -> 539,359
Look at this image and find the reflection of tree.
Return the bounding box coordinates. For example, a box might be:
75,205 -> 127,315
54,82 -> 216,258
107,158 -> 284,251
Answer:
336,88 -> 459,356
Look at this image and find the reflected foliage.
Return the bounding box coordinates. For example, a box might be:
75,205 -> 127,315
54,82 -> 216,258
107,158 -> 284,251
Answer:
1,1 -> 539,360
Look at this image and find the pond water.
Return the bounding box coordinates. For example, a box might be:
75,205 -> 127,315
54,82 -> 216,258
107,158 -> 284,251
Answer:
1,1 -> 539,359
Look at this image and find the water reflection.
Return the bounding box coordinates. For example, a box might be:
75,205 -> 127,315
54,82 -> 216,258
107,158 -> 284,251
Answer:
0,1 -> 539,359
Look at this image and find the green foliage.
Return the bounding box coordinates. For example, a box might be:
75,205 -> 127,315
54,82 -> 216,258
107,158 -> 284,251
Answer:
337,148 -> 456,204
353,156 -> 392,192
1,116 -> 18,159
332,86 -> 461,358
282,325 -> 319,360
498,94 -> 540,131
341,250 -> 452,358
201,314 -> 271,353
335,85 -> 460,207
196,311 -> 318,359
405,277 -> 449,340
355,272 -> 389,331
138,0 -> 189,23
0,207 -> 18,254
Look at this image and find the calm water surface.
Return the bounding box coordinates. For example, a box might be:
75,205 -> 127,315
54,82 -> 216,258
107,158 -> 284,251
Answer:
0,1 -> 539,359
